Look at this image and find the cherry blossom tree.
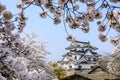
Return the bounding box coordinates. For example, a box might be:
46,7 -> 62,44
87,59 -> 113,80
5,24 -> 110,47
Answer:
97,37 -> 120,75
0,0 -> 120,79
0,32 -> 56,80
106,37 -> 120,75
0,1 -> 57,80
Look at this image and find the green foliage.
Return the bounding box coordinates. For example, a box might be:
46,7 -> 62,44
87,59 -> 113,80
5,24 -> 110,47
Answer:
50,62 -> 67,79
50,62 -> 58,67
54,67 -> 66,79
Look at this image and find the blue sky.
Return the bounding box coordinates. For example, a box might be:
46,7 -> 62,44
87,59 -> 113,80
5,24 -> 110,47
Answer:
1,0 -> 118,61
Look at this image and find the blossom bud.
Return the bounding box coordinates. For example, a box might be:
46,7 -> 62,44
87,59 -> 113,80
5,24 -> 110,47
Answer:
2,10 -> 13,20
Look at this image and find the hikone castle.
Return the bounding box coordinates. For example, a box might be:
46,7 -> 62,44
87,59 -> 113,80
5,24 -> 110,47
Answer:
58,40 -> 101,73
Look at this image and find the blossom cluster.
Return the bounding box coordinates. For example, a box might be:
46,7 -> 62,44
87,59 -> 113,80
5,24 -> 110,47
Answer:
0,32 -> 56,80
0,1 -> 56,79
100,36 -> 120,75
107,39 -> 120,75
16,0 -> 120,42
0,1 -> 27,33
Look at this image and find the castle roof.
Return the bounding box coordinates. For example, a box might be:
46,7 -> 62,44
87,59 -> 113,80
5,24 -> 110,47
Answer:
66,40 -> 98,50
75,40 -> 90,44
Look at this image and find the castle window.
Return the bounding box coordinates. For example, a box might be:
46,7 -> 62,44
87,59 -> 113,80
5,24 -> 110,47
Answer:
69,66 -> 72,68
75,56 -> 77,60
93,58 -> 97,61
91,58 -> 93,61
78,66 -> 82,71
87,57 -> 90,61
